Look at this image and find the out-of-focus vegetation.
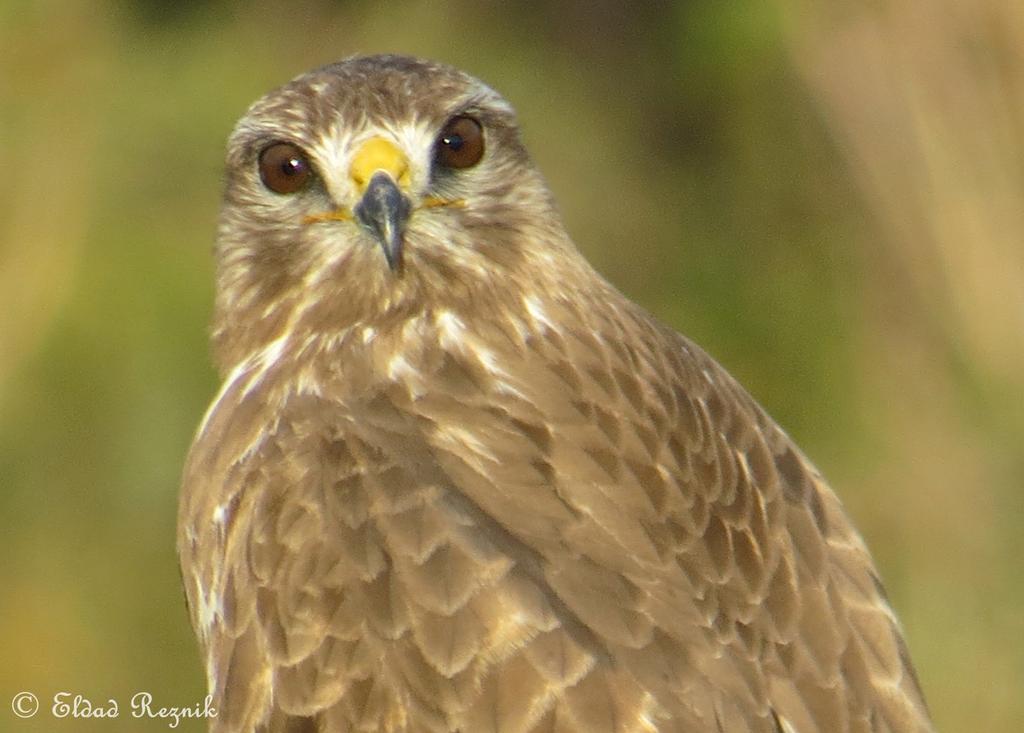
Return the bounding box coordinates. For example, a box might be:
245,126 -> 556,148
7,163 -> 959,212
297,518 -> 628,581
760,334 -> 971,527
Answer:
1,1 -> 1020,730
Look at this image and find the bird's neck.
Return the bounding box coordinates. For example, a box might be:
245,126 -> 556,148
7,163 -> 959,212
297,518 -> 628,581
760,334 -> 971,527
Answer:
209,230 -> 596,384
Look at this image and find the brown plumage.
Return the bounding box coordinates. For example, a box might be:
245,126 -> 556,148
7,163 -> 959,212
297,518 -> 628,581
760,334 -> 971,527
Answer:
178,55 -> 934,732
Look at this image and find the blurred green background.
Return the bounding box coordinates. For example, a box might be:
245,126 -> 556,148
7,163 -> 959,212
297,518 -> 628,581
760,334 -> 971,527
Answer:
2,1 -> 1021,731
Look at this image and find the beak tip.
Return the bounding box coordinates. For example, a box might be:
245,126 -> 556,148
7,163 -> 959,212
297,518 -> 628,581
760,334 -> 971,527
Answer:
382,234 -> 403,273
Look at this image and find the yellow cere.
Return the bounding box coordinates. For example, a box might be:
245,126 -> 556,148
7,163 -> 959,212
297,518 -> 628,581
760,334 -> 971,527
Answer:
349,137 -> 411,191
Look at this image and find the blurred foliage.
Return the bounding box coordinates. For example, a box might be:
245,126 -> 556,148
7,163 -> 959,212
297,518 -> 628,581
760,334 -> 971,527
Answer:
1,1 -> 1021,731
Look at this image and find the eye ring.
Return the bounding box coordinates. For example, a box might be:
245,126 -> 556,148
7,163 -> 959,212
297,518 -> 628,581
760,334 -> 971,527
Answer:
435,116 -> 484,169
258,142 -> 312,194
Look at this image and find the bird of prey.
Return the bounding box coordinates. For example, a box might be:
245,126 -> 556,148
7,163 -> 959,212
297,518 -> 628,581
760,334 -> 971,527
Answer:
178,55 -> 934,733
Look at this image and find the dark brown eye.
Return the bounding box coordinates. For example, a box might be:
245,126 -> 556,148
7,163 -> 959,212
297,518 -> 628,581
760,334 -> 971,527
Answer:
258,142 -> 312,194
435,116 -> 484,169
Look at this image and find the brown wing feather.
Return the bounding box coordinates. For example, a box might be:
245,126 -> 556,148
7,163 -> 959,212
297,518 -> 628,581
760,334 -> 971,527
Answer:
181,280 -> 932,732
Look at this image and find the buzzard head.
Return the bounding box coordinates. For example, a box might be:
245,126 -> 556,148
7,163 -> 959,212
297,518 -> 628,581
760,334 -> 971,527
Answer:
211,55 -> 573,373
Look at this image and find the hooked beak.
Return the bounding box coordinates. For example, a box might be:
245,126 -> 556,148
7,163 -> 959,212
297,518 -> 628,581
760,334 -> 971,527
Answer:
354,172 -> 411,272
350,137 -> 412,273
